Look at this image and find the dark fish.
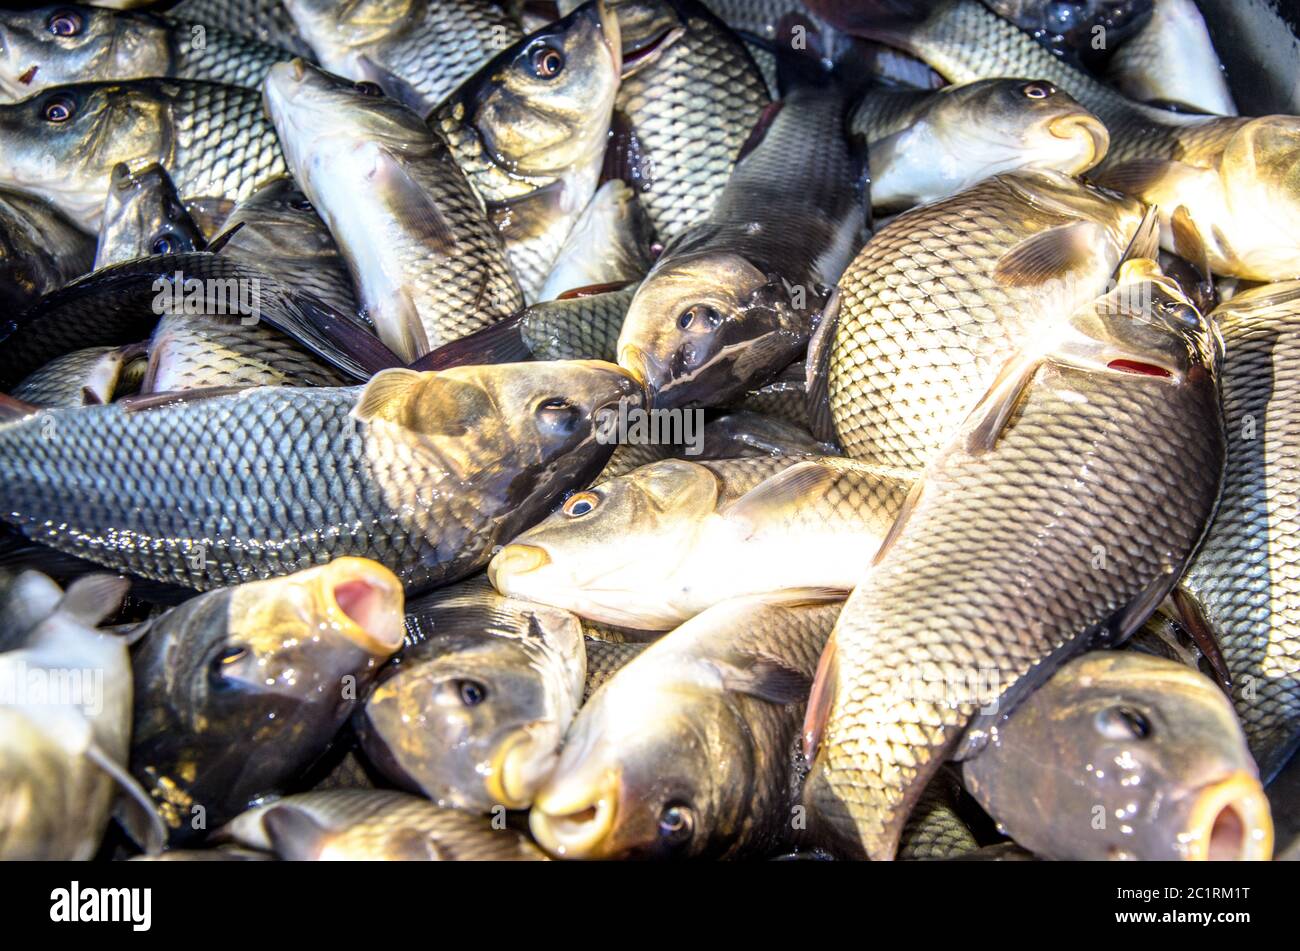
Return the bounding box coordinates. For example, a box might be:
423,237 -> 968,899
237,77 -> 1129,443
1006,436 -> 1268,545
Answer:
0,185 -> 94,313
94,161 -> 206,268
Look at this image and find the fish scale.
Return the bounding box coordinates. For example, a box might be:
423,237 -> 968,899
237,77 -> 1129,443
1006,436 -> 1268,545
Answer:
806,359 -> 1224,859
144,317 -> 348,392
168,0 -> 312,57
168,22 -> 293,88
614,0 -> 770,240
168,80 -> 287,209
1182,284 -> 1300,779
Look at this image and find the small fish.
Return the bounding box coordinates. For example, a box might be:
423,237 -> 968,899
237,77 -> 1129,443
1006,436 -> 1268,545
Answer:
222,790 -> 548,860
94,161 -> 206,268
130,558 -> 405,840
962,652 -> 1273,860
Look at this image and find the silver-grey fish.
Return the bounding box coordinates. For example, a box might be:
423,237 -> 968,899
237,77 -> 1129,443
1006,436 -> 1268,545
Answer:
1107,0 -> 1236,116
539,179 -> 655,301
12,343 -> 146,407
94,161 -> 205,268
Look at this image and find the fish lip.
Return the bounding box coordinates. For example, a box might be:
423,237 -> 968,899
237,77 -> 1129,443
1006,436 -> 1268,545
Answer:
1182,771 -> 1273,861
485,725 -> 556,810
1047,113 -> 1110,170
321,558 -> 406,656
489,544 -> 552,587
529,770 -> 619,858
616,345 -> 659,408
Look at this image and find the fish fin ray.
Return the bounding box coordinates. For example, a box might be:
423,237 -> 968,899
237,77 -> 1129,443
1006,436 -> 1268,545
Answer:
86,743 -> 166,855
993,221 -> 1104,288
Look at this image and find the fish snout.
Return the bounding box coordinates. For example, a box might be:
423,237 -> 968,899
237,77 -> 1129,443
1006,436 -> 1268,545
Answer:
486,724 -> 560,810
489,544 -> 551,588
529,770 -> 620,858
321,557 -> 405,656
1047,112 -> 1110,170
617,344 -> 663,408
1183,771 -> 1273,861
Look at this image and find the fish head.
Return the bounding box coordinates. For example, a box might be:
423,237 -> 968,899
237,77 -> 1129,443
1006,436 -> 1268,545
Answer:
0,81 -> 170,229
451,0 -> 621,181
362,600 -> 584,811
529,674 -> 749,859
1215,116 -> 1300,271
965,653 -> 1272,860
946,79 -> 1107,173
204,558 -> 405,706
618,251 -> 812,408
281,0 -> 415,67
0,5 -> 169,101
217,176 -> 334,257
489,459 -> 721,628
99,160 -> 202,259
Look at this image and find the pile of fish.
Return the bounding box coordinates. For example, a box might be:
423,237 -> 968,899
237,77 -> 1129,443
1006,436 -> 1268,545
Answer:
0,0 -> 1297,862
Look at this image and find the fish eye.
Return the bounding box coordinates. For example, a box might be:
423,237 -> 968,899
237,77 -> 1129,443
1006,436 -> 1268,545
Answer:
1022,82 -> 1055,100
208,645 -> 248,689
677,305 -> 722,331
562,491 -> 599,518
353,81 -> 385,98
530,44 -> 565,80
42,94 -> 76,123
151,233 -> 177,255
657,802 -> 694,845
536,396 -> 581,436
47,9 -> 83,36
456,679 -> 487,706
289,196 -> 313,212
1095,705 -> 1152,741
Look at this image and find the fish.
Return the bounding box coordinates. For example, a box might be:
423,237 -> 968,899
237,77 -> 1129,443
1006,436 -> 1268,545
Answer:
129,558 -> 405,840
802,260 -> 1225,859
168,0 -> 313,58
264,59 -> 524,362
726,362 -> 810,432
0,4 -> 294,99
222,790 -> 548,860
609,0 -> 770,241
432,2 -> 623,301
283,0 -> 523,118
0,569 -> 65,652
490,454 -> 909,629
360,577 -> 586,810
852,78 -> 1109,211
897,770 -> 981,860
0,361 -> 640,591
0,185 -> 94,313
982,0 -> 1152,69
1177,282 -> 1300,780
12,343 -> 146,408
582,637 -> 645,700
0,573 -> 164,859
0,78 -> 286,231
1107,0 -> 1236,116
530,590 -> 842,859
824,169 -> 1148,475
1093,116 -> 1300,282
94,161 -> 206,268
617,76 -> 869,409
961,652 -> 1273,860
538,180 -> 655,300
693,411 -> 831,460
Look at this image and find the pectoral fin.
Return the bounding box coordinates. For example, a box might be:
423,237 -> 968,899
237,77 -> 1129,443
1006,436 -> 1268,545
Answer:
86,743 -> 166,855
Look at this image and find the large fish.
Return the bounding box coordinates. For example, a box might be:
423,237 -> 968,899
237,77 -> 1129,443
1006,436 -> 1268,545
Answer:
825,169 -> 1148,474
222,790 -> 548,860
962,652 -> 1272,860
94,161 -> 206,268
530,591 -> 841,859
0,184 -> 94,313
283,0 -> 522,118
265,59 -> 524,362
852,78 -> 1108,211
0,78 -> 286,231
432,2 -> 622,301
360,577 -> 585,810
0,361 -> 640,590
0,574 -> 163,859
0,4 -> 293,99
1106,0 -> 1236,116
897,770 -> 981,860
609,0 -> 770,241
1178,282 -> 1300,780
803,260 -> 1225,859
130,559 -> 404,841
983,0 -> 1152,69
490,455 -> 908,629
618,77 -> 868,409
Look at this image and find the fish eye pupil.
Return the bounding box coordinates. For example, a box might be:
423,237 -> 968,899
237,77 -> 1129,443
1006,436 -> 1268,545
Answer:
1024,83 -> 1052,99
457,679 -> 487,706
48,10 -> 82,36
354,81 -> 384,97
1096,705 -> 1152,740
678,308 -> 695,330
152,234 -> 175,255
658,802 -> 693,843
564,492 -> 597,517
531,44 -> 565,79
43,97 -> 74,122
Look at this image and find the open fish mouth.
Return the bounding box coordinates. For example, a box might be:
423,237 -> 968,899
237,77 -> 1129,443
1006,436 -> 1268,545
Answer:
1182,771 -> 1273,861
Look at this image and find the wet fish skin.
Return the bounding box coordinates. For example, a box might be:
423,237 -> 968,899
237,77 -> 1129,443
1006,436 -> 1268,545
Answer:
618,80 -> 868,409
530,592 -> 841,859
130,558 -> 404,841
490,454 -> 908,629
95,161 -> 205,268
962,652 -> 1272,860
827,169 -> 1146,475
361,577 -> 585,811
983,0 -> 1152,69
853,78 -> 1109,211
727,362 -> 809,431
1107,0 -> 1235,116
0,185 -> 94,313
432,1 -> 623,301
805,264 -> 1225,859
539,179 -> 655,301
0,361 -> 640,591
284,0 -> 522,118
897,770 -> 980,861
12,343 -> 145,407
168,0 -> 313,58
1179,282 -> 1300,780
265,59 -> 524,362
582,637 -> 644,700
611,0 -> 770,241
0,78 -> 286,231
0,5 -> 294,99
224,790 -> 548,860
